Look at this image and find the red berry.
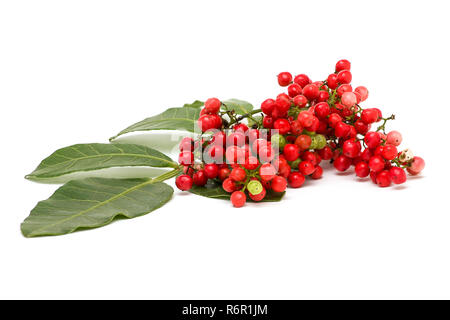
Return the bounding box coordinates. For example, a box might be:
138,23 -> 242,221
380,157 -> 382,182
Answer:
376,170 -> 392,187
311,165 -> 323,179
230,191 -> 246,207
227,131 -> 246,147
298,160 -> 315,175
364,131 -> 381,149
293,94 -> 308,107
335,59 -> 351,72
204,163 -> 219,179
341,92 -> 357,107
369,155 -> 385,172
314,102 -> 331,119
302,84 -> 320,101
222,178 -> 238,193
258,145 -> 275,163
293,74 -> 310,87
327,73 -> 339,89
288,83 -> 302,98
386,131 -> 402,146
287,172 -> 305,188
271,176 -> 287,193
218,167 -> 231,181
361,109 -> 379,124
263,116 -> 274,128
175,174 -> 193,191
248,187 -> 266,202
355,161 -> 370,177
334,155 -> 352,172
342,139 -> 361,158
193,170 -> 208,186
337,70 -> 352,84
233,123 -> 248,133
337,84 -> 353,97
197,114 -> 221,132
230,167 -> 246,182
328,113 -> 342,128
261,98 -> 276,116
283,144 -> 300,162
204,98 -> 221,114
179,137 -> 194,152
259,163 -> 277,182
381,144 -> 398,160
294,134 -> 312,150
244,156 -> 260,170
277,72 -> 292,87
298,111 -> 314,127
389,167 -> 407,184
318,146 -> 333,160
225,146 -> 245,164
334,122 -> 350,138
273,118 -> 291,135
178,151 -> 194,166
354,120 -> 369,135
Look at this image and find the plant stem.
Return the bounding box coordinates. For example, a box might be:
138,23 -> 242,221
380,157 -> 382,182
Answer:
228,109 -> 263,126
153,167 -> 182,183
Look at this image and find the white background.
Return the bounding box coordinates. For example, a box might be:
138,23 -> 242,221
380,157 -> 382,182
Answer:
1,0 -> 449,299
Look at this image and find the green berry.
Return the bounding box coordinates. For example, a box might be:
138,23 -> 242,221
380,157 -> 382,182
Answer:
247,180 -> 263,196
271,133 -> 286,152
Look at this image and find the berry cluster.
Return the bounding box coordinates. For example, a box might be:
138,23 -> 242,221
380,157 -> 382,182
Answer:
175,60 -> 425,207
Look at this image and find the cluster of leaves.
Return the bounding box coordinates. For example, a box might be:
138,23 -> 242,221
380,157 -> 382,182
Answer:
23,99 -> 269,237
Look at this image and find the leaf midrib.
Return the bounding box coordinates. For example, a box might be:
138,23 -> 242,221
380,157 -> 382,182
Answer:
30,153 -> 176,176
27,179 -> 156,236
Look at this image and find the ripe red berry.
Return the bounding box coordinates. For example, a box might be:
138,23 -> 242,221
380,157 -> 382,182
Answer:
277,72 -> 292,87
288,83 -> 302,98
342,139 -> 361,158
381,144 -> 398,160
318,146 -> 333,160
336,59 -> 351,72
368,155 -> 385,172
204,163 -> 219,179
334,122 -> 350,138
337,70 -> 352,84
287,172 -> 305,188
261,98 -> 276,115
354,120 -> 369,135
193,170 -> 208,186
259,163 -> 277,182
271,176 -> 287,193
273,118 -> 291,135
248,187 -> 266,202
302,84 -> 320,100
376,170 -> 392,187
293,94 -> 308,107
175,174 -> 193,191
283,144 -> 300,162
298,160 -> 315,175
298,111 -> 314,127
294,134 -> 312,150
230,167 -> 246,182
227,131 -> 246,147
389,167 -> 407,184
244,156 -> 260,170
233,123 -> 248,133
225,146 -> 245,164
311,165 -> 323,179
178,151 -> 194,166
197,114 -> 221,132
293,74 -> 310,87
314,102 -> 331,119
327,73 -> 339,89
337,84 -> 353,97
364,131 -> 381,149
179,137 -> 194,152
355,161 -> 370,177
218,167 -> 231,181
263,116 -> 274,128
222,178 -> 238,193
386,131 -> 402,146
204,98 -> 221,114
361,109 -> 379,124
328,113 -> 342,128
333,155 -> 352,172
230,191 -> 247,207
341,92 -> 357,107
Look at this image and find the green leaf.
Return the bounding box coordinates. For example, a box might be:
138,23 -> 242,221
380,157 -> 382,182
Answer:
110,105 -> 201,140
189,182 -> 284,202
26,143 -> 178,180
222,99 -> 254,115
183,100 -> 204,108
21,178 -> 173,237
